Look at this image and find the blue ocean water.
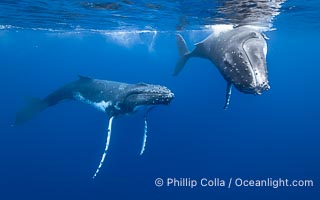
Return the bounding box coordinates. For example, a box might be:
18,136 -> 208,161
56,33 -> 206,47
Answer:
0,1 -> 319,199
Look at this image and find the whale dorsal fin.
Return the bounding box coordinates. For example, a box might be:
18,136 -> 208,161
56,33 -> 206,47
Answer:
78,75 -> 92,81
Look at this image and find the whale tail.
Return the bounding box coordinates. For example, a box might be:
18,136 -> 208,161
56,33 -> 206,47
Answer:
173,34 -> 192,76
14,98 -> 48,126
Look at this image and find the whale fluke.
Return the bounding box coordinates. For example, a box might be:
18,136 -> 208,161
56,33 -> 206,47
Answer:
173,34 -> 191,76
15,98 -> 48,125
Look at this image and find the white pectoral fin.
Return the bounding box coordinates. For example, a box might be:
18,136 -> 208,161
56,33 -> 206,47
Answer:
139,117 -> 148,155
224,82 -> 232,110
92,116 -> 114,179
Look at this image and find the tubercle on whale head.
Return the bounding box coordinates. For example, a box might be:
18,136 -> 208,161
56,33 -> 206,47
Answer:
121,83 -> 174,112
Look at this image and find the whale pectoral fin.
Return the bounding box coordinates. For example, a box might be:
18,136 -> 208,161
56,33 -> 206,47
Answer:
223,82 -> 232,110
92,116 -> 114,179
139,116 -> 148,155
173,34 -> 191,76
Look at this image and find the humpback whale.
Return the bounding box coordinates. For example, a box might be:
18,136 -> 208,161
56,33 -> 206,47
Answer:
174,26 -> 270,109
15,76 -> 174,178
174,0 -> 287,109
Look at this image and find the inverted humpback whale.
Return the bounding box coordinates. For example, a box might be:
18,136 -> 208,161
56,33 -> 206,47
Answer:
174,26 -> 270,109
174,0 -> 286,109
15,76 -> 174,178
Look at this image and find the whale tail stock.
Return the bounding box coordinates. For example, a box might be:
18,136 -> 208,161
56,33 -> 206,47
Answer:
173,34 -> 192,76
14,98 -> 48,126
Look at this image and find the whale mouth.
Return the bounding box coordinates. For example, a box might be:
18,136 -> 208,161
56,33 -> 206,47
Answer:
240,82 -> 270,95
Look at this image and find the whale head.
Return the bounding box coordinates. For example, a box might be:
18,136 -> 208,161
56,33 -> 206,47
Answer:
222,28 -> 270,95
121,83 -> 174,112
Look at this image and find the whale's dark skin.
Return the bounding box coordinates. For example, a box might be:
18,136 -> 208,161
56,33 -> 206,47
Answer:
15,76 -> 174,125
174,26 -> 270,109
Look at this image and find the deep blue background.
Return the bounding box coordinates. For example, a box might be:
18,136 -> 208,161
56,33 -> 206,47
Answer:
0,24 -> 319,199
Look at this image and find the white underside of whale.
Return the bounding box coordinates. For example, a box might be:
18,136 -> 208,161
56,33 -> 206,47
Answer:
74,92 -> 112,112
